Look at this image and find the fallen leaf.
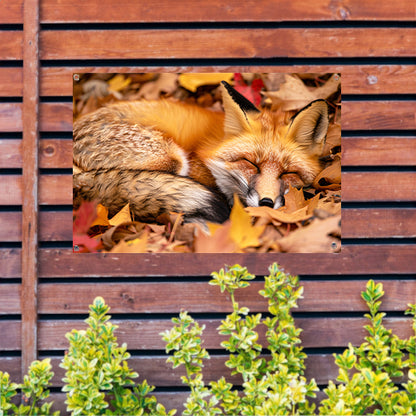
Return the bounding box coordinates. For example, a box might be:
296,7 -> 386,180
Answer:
137,73 -> 178,100
110,233 -> 148,253
233,73 -> 264,107
278,215 -> 341,253
179,73 -> 234,92
313,157 -> 341,190
108,74 -> 131,93
109,203 -> 132,226
90,204 -> 110,227
264,73 -> 340,111
229,194 -> 265,250
194,221 -> 236,253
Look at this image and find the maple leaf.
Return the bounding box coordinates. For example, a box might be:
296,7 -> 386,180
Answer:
90,204 -> 110,227
233,73 -> 264,107
73,201 -> 102,253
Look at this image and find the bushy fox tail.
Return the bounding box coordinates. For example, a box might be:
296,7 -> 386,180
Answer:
73,169 -> 230,223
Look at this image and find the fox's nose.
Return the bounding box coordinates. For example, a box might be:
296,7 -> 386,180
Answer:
259,197 -> 274,208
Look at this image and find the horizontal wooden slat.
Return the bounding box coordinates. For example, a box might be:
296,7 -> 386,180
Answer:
0,103 -> 22,131
2,138 -> 415,170
343,101 -> 415,130
3,0 -> 415,24
0,321 -> 20,350
2,208 -> 415,243
1,246 -> 415,279
36,65 -> 416,96
38,0 -> 415,23
1,208 -> 415,242
342,172 -> 416,202
0,139 -> 72,168
1,172 -> 415,205
0,0 -> 23,24
0,175 -> 71,205
0,284 -> 21,314
0,32 -> 23,60
37,280 -> 416,314
40,29 -> 415,60
342,137 -> 416,166
0,68 -> 23,96
46,102 -> 416,131
1,101 -> 414,132
36,316 -> 413,351
342,208 -> 416,238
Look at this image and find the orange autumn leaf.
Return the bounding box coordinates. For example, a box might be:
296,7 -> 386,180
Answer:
109,203 -> 132,226
110,233 -> 148,253
229,194 -> 265,250
90,204 -> 110,227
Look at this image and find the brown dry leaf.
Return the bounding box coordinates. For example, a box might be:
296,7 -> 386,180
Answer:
278,215 -> 341,253
322,123 -> 341,156
246,205 -> 311,224
109,203 -> 132,226
313,157 -> 341,190
264,73 -> 340,111
110,233 -> 148,253
179,73 -> 234,92
137,73 -> 178,100
284,186 -> 307,212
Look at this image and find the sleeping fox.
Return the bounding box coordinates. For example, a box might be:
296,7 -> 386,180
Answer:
73,81 -> 329,223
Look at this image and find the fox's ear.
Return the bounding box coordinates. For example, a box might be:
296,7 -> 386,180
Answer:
221,81 -> 260,135
287,99 -> 329,153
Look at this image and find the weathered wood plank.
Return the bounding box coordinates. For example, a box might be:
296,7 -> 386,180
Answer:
36,65 -> 416,96
21,0 -> 40,376
39,0 -> 416,23
342,137 -> 416,166
0,103 -> 22,132
37,280 -> 416,314
342,208 -> 416,238
0,139 -> 72,169
37,317 -> 413,351
2,101 -> 415,132
46,101 -> 416,131
342,172 -> 416,202
0,32 -> 23,60
1,246 -> 415,279
1,208 -> 415,242
40,29 -> 416,60
0,284 -> 21,314
0,0 -> 23,24
0,68 -> 23,96
2,138 -> 415,170
0,321 -> 21,350
343,101 -> 415,131
3,172 -> 415,205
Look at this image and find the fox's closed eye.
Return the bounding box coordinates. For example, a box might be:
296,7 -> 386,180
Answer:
241,158 -> 260,173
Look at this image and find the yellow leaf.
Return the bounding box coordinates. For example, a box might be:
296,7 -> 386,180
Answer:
108,74 -> 131,92
91,204 -> 110,227
179,73 -> 234,92
109,203 -> 132,226
230,195 -> 265,250
110,234 -> 148,253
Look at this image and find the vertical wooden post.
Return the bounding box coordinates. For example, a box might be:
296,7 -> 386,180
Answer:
21,0 -> 40,376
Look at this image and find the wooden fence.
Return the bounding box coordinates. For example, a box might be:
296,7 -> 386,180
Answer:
0,0 -> 415,413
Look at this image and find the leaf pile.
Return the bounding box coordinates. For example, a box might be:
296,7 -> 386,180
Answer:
73,73 -> 341,253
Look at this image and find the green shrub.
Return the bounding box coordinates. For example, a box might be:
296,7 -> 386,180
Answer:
161,264 -> 416,416
60,296 -> 174,416
0,358 -> 58,416
0,264 -> 414,416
